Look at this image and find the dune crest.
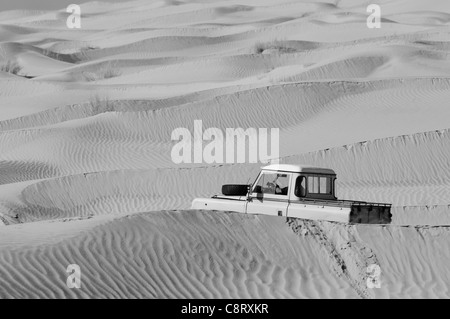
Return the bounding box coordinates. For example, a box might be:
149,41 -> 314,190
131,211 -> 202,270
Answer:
1,0 -> 450,298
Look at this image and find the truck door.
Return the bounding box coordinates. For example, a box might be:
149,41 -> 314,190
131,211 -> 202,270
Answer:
246,172 -> 290,216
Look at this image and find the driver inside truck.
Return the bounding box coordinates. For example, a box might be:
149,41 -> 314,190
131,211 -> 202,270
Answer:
270,174 -> 289,195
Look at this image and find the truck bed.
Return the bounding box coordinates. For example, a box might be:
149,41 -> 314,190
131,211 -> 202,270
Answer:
194,196 -> 392,224
292,198 -> 392,224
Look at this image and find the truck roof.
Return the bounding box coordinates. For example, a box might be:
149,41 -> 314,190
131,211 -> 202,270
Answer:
262,164 -> 336,175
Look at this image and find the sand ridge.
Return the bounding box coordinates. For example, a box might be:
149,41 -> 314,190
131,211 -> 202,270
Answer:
1,0 -> 450,298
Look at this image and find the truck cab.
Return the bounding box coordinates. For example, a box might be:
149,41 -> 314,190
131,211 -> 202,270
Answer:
191,164 -> 392,224
247,164 -> 337,216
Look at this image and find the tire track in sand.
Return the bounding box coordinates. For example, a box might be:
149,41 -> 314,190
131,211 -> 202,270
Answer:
288,218 -> 380,299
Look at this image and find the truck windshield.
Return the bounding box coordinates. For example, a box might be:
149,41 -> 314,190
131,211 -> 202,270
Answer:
254,173 -> 289,196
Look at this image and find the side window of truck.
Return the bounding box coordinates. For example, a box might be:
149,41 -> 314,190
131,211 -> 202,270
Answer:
254,173 -> 289,196
307,176 -> 332,195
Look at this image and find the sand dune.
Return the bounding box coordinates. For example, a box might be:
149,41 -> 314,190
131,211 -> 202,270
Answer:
2,127 -> 450,227
0,211 -> 448,298
2,79 -> 450,176
1,0 -> 450,299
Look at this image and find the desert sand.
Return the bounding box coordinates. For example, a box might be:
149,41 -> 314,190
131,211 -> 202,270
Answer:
0,0 -> 450,298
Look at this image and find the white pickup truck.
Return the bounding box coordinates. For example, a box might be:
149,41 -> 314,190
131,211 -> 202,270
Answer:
191,164 -> 392,224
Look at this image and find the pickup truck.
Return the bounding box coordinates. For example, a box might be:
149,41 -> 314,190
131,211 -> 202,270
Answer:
191,164 -> 392,224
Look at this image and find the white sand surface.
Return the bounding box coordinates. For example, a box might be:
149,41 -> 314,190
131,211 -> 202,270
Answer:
1,0 -> 450,298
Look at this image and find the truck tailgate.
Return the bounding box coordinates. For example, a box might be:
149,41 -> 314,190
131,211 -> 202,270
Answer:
349,203 -> 392,224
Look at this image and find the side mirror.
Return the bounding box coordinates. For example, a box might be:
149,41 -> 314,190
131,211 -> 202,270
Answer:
253,185 -> 262,193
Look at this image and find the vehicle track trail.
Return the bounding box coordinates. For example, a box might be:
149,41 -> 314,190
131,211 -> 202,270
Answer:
287,218 -> 379,299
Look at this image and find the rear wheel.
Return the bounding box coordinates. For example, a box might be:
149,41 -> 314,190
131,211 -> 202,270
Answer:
222,184 -> 249,196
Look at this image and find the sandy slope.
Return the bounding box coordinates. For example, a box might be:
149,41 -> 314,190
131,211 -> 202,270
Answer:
2,127 -> 450,226
1,0 -> 450,298
0,211 -> 448,298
